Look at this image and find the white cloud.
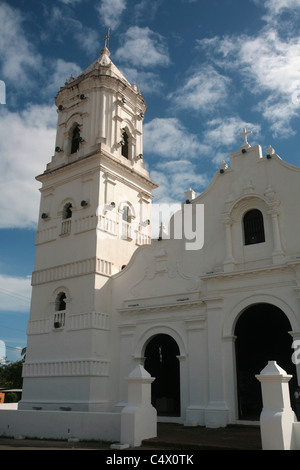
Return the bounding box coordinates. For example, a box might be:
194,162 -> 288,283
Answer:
45,59 -> 82,96
133,0 -> 161,22
118,67 -> 163,95
169,65 -> 230,113
144,117 -> 210,159
96,0 -> 127,29
151,160 -> 208,202
0,275 -> 31,312
144,118 -> 210,202
0,3 -> 43,86
257,0 -> 300,17
257,98 -> 298,138
0,3 -> 84,104
236,31 -> 300,96
0,105 -> 56,229
198,28 -> 300,137
46,6 -> 99,56
145,115 -> 261,182
237,31 -> 300,136
144,116 -> 261,193
76,28 -> 99,56
115,26 -> 170,68
204,117 -> 261,152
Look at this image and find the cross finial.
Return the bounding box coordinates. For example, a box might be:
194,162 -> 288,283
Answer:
99,27 -> 111,65
103,27 -> 110,50
238,127 -> 252,150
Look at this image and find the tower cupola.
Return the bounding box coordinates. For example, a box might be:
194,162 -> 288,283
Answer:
48,41 -> 149,184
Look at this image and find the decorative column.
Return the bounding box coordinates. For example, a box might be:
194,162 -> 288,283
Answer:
204,297 -> 229,428
115,323 -> 136,413
184,316 -> 207,426
222,335 -> 238,423
113,114 -> 123,151
223,215 -> 235,272
269,207 -> 285,264
97,91 -> 106,143
256,361 -> 297,450
265,186 -> 285,264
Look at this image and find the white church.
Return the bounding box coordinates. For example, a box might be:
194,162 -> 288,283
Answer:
1,41 -> 300,442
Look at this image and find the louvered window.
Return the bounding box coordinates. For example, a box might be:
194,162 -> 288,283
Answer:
243,209 -> 265,245
71,126 -> 80,154
121,131 -> 129,159
55,292 -> 66,311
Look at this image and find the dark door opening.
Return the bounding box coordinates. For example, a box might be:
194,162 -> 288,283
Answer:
144,334 -> 180,417
235,303 -> 297,420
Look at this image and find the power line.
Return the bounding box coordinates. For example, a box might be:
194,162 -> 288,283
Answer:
6,345 -> 23,351
0,287 -> 31,303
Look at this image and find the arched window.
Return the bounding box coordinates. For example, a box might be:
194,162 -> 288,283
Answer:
55,292 -> 66,311
144,334 -> 181,416
54,292 -> 67,329
121,131 -> 129,159
63,203 -> 72,220
243,209 -> 265,245
121,204 -> 134,240
71,125 -> 81,154
61,203 -> 72,235
122,205 -> 131,223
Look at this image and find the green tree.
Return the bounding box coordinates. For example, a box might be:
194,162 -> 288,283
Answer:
0,360 -> 23,402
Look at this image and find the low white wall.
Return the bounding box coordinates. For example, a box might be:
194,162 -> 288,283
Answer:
0,366 -> 157,447
0,404 -> 18,410
0,409 -> 121,442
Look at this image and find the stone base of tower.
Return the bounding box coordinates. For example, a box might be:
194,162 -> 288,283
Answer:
18,375 -> 111,413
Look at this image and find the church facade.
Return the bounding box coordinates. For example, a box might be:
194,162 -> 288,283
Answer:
16,44 -> 300,432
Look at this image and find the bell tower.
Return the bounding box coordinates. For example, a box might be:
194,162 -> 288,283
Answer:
19,41 -> 157,412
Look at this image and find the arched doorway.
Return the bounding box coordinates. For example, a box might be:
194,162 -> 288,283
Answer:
144,334 -> 180,417
235,303 -> 297,420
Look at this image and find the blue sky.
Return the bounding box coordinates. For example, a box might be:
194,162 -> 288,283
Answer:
1,0 -> 300,361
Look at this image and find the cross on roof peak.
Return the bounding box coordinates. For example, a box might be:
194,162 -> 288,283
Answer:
103,27 -> 110,50
238,127 -> 252,150
99,27 -> 112,65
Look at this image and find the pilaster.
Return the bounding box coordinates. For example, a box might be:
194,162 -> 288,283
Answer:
203,297 -> 229,427
222,215 -> 235,272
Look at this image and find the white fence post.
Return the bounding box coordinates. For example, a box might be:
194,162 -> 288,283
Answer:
120,365 -> 157,447
256,361 -> 297,450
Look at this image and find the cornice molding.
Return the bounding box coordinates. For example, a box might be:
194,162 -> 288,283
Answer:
32,256 -> 113,285
37,147 -> 157,191
119,299 -> 205,315
201,262 -> 294,281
